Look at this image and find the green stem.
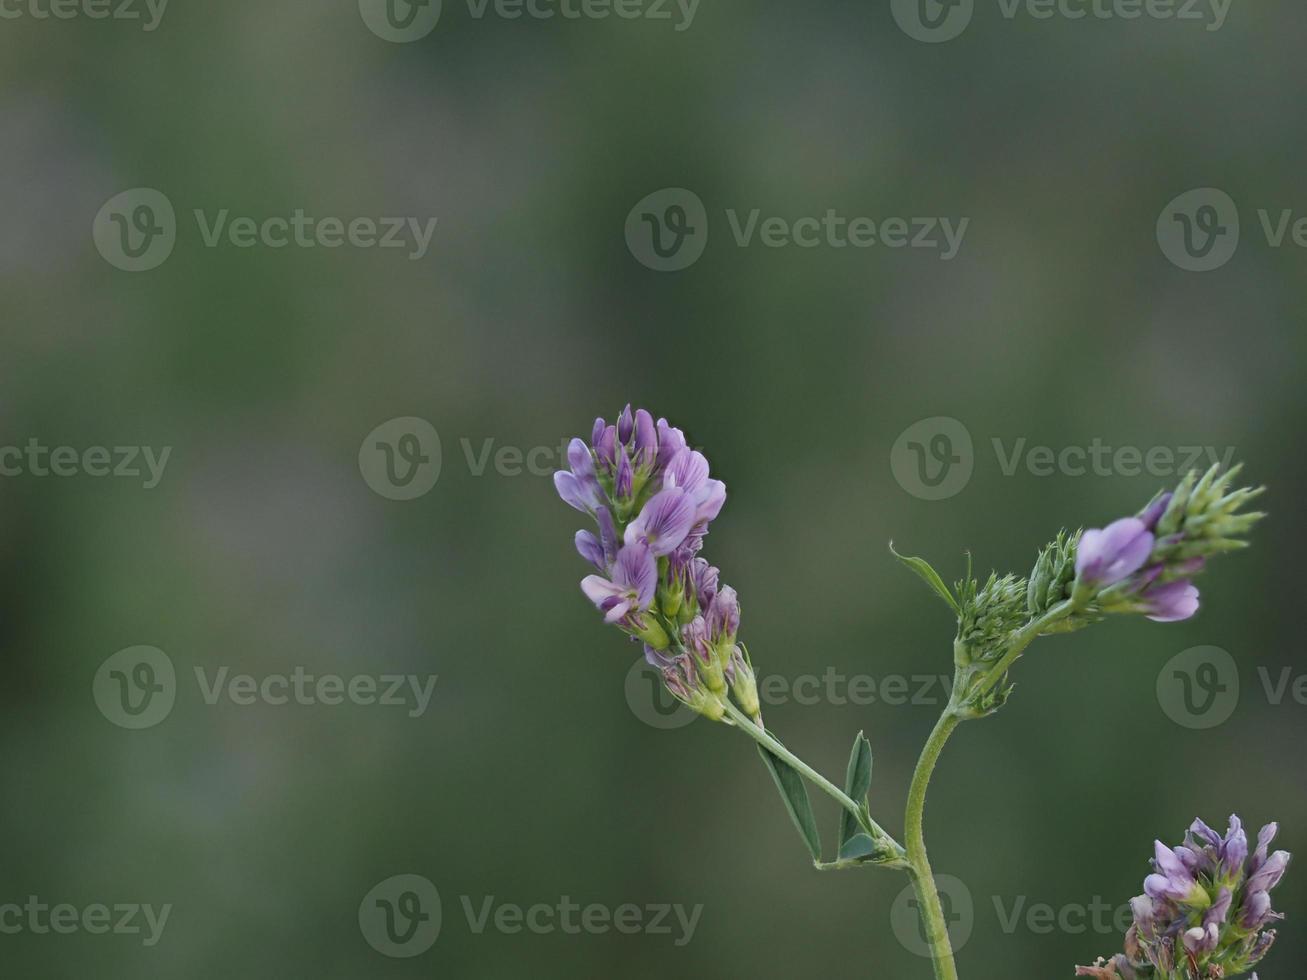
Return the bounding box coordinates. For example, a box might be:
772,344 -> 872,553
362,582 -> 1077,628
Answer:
904,707 -> 963,980
720,700 -> 904,858
974,599 -> 1075,697
900,600 -> 1076,979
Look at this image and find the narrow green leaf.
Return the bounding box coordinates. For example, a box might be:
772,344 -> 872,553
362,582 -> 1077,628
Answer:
838,731 -> 873,847
756,745 -> 821,861
837,833 -> 879,862
889,543 -> 960,614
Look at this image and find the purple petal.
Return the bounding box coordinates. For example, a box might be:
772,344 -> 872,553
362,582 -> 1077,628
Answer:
595,425 -> 617,468
1143,581 -> 1200,622
1076,517 -> 1154,586
575,530 -> 605,570
617,404 -> 634,444
664,448 -> 710,494
615,451 -> 633,498
602,598 -> 633,624
1139,492 -> 1173,531
634,409 -> 657,466
613,544 -> 658,610
655,418 -> 686,470
580,574 -> 623,607
694,479 -> 727,524
596,507 -> 619,566
624,489 -> 696,557
554,471 -> 596,513
567,437 -> 594,479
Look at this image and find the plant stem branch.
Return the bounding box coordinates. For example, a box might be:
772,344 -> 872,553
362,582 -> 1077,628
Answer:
904,707 -> 963,980
721,699 -> 905,860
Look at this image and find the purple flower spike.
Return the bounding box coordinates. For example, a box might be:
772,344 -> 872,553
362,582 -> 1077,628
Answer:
1141,580 -> 1200,622
1082,814 -> 1289,978
624,489 -> 696,556
1076,517 -> 1155,588
580,544 -> 657,624
554,407 -> 751,720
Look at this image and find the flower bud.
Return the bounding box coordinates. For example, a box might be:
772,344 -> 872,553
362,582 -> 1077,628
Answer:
727,645 -> 761,722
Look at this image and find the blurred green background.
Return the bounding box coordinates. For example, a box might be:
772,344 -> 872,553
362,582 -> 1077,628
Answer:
2,1 -> 1304,977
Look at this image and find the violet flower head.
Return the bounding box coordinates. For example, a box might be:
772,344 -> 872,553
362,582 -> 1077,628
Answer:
554,406 -> 759,723
1079,815 -> 1290,979
1062,465 -> 1264,626
1076,517 -> 1154,589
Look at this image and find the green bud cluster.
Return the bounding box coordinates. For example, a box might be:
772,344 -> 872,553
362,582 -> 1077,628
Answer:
1150,463 -> 1265,566
1028,529 -> 1098,634
954,570 -> 1028,666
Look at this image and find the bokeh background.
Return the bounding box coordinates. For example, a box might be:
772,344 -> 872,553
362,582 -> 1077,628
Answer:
2,1 -> 1304,977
